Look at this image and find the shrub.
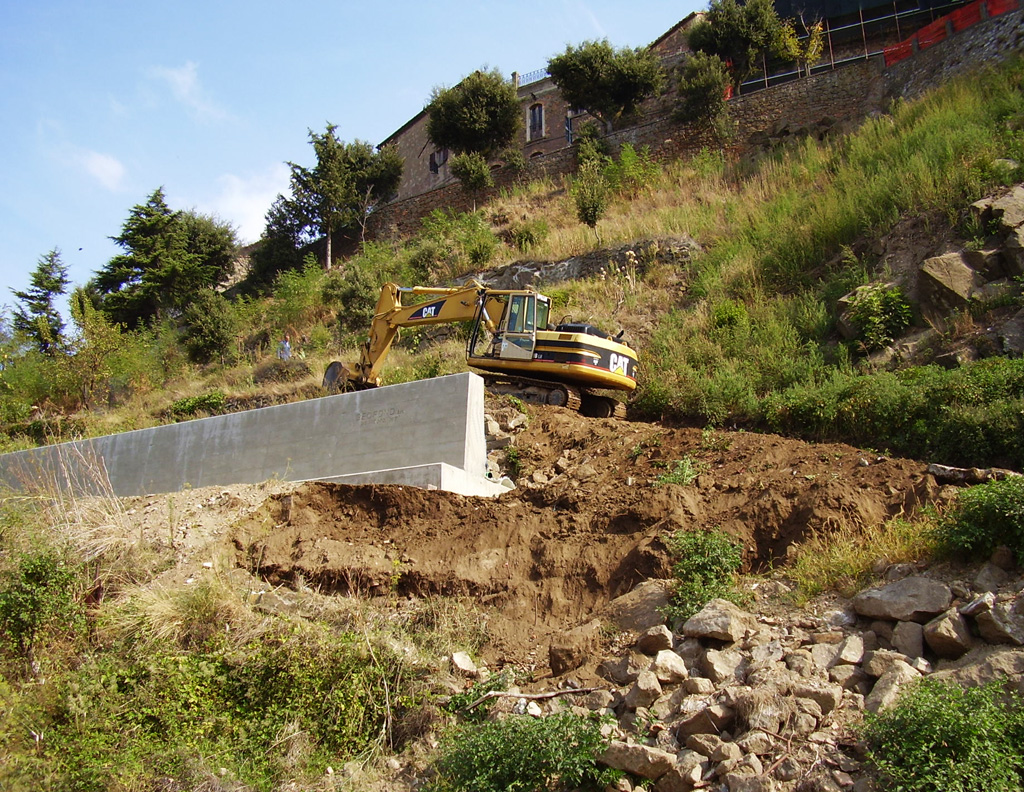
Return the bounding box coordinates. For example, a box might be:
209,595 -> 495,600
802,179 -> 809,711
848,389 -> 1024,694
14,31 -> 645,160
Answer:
0,550 -> 82,661
322,263 -> 379,335
936,475 -> 1024,560
572,160 -> 609,232
603,143 -> 659,196
664,528 -> 743,621
846,283 -> 913,351
416,209 -> 499,279
168,391 -> 226,419
507,218 -> 549,252
430,712 -> 619,792
862,679 -> 1024,792
181,290 -> 237,364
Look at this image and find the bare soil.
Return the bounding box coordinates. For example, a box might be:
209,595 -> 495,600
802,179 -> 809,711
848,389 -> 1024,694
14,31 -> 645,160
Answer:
172,404 -> 938,671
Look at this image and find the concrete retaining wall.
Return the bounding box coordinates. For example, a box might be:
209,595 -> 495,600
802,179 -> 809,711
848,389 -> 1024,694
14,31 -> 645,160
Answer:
0,373 -> 506,498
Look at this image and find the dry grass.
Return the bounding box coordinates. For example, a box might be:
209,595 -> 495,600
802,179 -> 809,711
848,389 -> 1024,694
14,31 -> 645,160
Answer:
785,514 -> 938,601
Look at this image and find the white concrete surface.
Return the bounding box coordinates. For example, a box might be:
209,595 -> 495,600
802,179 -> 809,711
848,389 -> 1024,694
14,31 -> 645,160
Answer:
0,373 -> 505,498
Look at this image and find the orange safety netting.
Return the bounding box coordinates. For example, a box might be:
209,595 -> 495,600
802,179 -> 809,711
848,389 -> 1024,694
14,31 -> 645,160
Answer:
916,18 -> 949,49
987,0 -> 1020,15
951,0 -> 984,30
884,39 -> 915,66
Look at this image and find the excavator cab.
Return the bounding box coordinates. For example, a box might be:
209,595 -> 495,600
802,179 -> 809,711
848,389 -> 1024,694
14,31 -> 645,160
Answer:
495,293 -> 551,361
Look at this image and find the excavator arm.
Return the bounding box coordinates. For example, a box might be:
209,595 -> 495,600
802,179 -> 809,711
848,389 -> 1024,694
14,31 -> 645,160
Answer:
334,281 -> 505,388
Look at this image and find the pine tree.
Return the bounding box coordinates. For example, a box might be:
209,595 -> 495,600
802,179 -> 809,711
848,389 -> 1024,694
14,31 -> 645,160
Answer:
11,248 -> 70,354
93,188 -> 237,327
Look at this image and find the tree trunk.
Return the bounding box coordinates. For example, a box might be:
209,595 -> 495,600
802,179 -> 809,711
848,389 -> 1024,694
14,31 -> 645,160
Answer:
324,227 -> 333,271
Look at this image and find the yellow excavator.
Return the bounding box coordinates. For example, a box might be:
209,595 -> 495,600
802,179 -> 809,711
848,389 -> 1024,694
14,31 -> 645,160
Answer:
323,281 -> 639,417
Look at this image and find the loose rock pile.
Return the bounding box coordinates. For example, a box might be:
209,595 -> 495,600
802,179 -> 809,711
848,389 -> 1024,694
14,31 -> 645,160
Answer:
454,559 -> 1024,792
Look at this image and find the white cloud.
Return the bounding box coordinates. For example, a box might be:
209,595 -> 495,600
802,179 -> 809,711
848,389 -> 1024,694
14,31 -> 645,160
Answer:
78,150 -> 126,191
150,61 -> 228,121
201,163 -> 291,244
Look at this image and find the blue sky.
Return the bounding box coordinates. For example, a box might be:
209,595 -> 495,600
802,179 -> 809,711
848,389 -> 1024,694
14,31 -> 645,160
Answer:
0,0 -> 701,311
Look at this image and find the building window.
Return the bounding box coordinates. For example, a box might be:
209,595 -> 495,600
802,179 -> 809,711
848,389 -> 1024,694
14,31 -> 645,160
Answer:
429,148 -> 448,174
528,103 -> 544,141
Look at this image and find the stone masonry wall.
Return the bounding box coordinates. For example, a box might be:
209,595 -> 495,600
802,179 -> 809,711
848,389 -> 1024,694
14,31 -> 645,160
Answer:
368,12 -> 1023,242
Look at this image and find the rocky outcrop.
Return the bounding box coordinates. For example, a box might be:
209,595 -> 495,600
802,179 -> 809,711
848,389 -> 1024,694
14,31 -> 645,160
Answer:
838,181 -> 1024,360
483,566 -> 1023,792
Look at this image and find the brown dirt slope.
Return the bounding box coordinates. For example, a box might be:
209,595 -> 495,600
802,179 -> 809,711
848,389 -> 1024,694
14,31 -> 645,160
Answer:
228,405 -> 934,667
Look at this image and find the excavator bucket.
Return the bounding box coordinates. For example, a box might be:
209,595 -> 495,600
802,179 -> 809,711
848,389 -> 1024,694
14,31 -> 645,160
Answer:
323,361 -> 361,394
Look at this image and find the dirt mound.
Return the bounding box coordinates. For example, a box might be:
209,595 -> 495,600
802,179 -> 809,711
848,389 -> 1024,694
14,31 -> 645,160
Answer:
228,406 -> 935,667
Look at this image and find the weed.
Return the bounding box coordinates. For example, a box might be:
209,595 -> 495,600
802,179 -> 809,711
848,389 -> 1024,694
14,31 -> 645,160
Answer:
663,528 -> 743,621
862,679 -> 1024,792
504,446 -> 523,480
0,549 -> 83,664
654,456 -> 708,487
787,516 -> 937,601
168,391 -> 226,419
700,426 -> 732,452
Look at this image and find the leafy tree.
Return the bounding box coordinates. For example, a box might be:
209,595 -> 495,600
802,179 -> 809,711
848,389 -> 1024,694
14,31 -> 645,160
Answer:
11,248 -> 70,354
676,52 -> 734,136
687,0 -> 792,93
425,68 -> 522,156
93,188 -> 238,328
449,152 -> 494,210
287,127 -> 403,269
547,40 -> 665,128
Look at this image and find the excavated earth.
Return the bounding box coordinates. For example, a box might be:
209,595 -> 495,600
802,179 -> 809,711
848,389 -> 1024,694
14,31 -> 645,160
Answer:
221,405 -> 936,671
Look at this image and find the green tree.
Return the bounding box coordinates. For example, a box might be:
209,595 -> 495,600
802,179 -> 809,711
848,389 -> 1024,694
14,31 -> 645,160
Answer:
248,195 -> 306,290
425,68 -> 522,156
687,0 -> 791,93
547,40 -> 665,128
287,127 -> 403,268
93,188 -> 238,328
11,248 -> 70,354
449,152 -> 494,210
676,52 -> 734,136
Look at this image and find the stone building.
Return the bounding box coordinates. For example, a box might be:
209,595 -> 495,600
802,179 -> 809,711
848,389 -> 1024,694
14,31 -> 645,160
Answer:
370,0 -> 995,237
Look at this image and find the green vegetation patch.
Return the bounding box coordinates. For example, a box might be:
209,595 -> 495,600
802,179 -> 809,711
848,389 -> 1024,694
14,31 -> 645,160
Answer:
429,711 -> 619,792
664,528 -> 743,621
863,679 -> 1024,792
936,475 -> 1024,560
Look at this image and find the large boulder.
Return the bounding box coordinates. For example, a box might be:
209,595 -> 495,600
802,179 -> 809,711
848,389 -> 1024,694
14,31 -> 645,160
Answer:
852,576 -> 952,623
918,253 -> 985,320
603,579 -> 673,631
923,608 -> 974,659
931,644 -> 1024,695
990,184 -> 1024,230
683,599 -> 758,643
601,740 -> 677,781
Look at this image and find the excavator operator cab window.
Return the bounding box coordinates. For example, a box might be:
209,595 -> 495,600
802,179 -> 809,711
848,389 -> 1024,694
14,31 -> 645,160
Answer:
536,296 -> 551,331
499,294 -> 538,361
506,294 -> 535,334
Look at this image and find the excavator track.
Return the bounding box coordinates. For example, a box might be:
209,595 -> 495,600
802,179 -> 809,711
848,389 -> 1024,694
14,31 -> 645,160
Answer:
482,375 -> 582,412
580,389 -> 627,419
